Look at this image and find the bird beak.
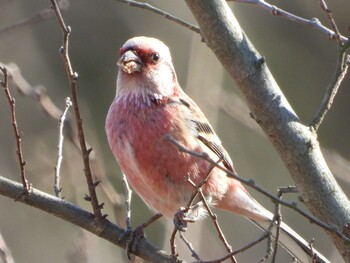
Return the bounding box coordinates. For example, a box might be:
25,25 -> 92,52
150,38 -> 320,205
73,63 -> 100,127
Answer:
117,50 -> 142,74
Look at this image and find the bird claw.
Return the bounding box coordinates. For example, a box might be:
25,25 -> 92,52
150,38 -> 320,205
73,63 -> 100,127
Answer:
174,207 -> 200,232
119,226 -> 145,259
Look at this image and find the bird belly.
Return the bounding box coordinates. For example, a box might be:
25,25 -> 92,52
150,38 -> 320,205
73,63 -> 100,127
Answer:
106,101 -> 229,218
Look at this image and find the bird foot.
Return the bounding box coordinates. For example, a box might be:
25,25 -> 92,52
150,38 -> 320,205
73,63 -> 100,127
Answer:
174,206 -> 201,232
119,225 -> 145,259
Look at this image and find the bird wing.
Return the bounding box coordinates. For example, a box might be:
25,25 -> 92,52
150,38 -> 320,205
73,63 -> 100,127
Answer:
176,95 -> 235,173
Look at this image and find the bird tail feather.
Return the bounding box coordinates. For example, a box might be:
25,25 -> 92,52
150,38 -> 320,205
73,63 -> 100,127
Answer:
250,218 -> 330,263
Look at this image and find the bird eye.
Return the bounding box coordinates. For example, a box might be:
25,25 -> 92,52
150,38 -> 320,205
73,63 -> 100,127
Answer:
150,52 -> 160,63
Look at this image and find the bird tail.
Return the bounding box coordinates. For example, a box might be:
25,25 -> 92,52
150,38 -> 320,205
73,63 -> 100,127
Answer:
217,183 -> 330,262
250,218 -> 330,263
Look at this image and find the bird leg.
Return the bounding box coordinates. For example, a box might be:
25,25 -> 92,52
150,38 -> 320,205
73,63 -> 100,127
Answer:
119,213 -> 163,259
173,203 -> 203,232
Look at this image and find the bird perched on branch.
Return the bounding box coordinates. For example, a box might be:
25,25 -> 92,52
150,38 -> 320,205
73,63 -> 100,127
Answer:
106,36 -> 329,263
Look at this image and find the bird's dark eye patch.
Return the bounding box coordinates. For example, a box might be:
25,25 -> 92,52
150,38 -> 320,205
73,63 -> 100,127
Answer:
150,52 -> 160,63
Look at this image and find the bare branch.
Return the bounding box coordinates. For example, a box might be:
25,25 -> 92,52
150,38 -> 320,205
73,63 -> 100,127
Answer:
165,134 -> 350,243
0,62 -> 125,226
202,232 -> 270,263
186,175 -> 237,262
0,175 -> 177,263
184,2 -> 350,259
178,232 -> 202,262
122,173 -> 133,230
0,62 -> 64,119
197,187 -> 236,263
115,0 -> 200,34
318,0 -> 342,44
0,67 -> 30,193
50,0 -> 104,220
311,44 -> 350,131
209,90 -> 350,185
228,0 -> 348,43
54,97 -> 72,198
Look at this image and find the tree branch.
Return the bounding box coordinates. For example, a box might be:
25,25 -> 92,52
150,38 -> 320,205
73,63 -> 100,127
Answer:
114,0 -> 200,34
0,62 -> 125,226
310,44 -> 350,131
0,67 -> 30,193
228,0 -> 348,43
54,97 -> 72,198
184,0 -> 350,260
50,0 -> 104,220
0,175 -> 177,263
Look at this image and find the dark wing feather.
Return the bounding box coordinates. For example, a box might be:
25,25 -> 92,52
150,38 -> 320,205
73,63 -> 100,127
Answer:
195,123 -> 234,172
178,97 -> 235,173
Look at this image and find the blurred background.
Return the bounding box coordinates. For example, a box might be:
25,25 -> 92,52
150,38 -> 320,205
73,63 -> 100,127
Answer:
0,0 -> 349,262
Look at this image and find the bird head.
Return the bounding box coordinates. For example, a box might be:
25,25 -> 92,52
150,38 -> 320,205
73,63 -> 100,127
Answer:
116,37 -> 179,101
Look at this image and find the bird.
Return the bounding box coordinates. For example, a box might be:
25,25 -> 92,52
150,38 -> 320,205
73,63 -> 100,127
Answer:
105,36 -> 330,263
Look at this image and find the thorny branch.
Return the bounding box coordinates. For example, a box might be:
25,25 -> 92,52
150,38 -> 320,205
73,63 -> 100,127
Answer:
54,97 -> 72,198
50,0 -> 104,220
165,134 -> 350,243
0,66 -> 30,193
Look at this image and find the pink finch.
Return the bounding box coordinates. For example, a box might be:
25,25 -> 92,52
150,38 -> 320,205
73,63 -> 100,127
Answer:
106,36 -> 329,263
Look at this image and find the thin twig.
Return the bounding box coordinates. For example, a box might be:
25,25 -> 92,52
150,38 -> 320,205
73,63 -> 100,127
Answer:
0,67 -> 30,193
0,175 -> 178,263
318,0 -> 341,44
88,150 -> 125,226
202,232 -> 270,263
310,44 -> 350,131
115,0 -> 200,34
179,232 -> 202,262
170,227 -> 178,258
122,173 -> 132,229
270,188 -> 291,263
185,177 -> 237,263
50,0 -> 104,220
229,0 -> 348,43
0,63 -> 64,119
54,97 -> 72,198
165,134 -> 350,243
0,62 -> 125,224
196,187 -> 237,263
171,158 -> 237,262
208,90 -> 350,184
